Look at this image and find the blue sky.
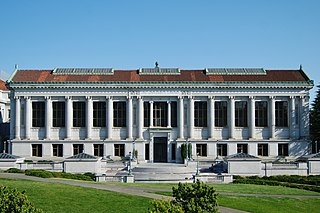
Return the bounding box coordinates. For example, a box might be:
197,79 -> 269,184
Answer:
0,0 -> 319,101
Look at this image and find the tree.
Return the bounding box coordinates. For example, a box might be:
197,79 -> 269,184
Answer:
181,144 -> 187,161
187,143 -> 192,159
0,186 -> 43,213
310,84 -> 320,153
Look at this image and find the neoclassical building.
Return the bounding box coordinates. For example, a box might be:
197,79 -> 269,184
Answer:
6,67 -> 314,163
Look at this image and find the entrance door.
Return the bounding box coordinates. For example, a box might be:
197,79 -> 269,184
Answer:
153,137 -> 167,163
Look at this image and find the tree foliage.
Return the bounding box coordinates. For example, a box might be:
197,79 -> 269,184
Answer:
149,180 -> 219,213
181,144 -> 187,160
0,186 -> 43,213
310,84 -> 320,153
187,143 -> 192,159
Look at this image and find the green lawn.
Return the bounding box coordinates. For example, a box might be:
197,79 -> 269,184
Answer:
0,178 -> 152,213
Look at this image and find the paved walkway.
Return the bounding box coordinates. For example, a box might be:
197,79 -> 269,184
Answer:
2,173 -> 320,213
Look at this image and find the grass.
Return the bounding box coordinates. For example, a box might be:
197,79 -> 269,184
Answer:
0,178 -> 152,213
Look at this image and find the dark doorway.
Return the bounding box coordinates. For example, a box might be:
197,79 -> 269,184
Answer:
153,137 -> 167,162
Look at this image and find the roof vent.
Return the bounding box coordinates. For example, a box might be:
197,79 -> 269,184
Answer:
52,68 -> 114,75
205,68 -> 266,75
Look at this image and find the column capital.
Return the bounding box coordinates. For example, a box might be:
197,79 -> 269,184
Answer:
24,96 -> 31,100
249,96 -> 255,100
14,96 -> 20,100
137,96 -> 143,100
228,96 -> 234,100
86,96 -> 92,100
178,96 -> 184,100
269,96 -> 275,100
167,100 -> 171,104
45,96 -> 51,100
208,96 -> 215,100
149,100 -> 154,104
65,96 -> 72,100
188,96 -> 194,100
106,96 -> 113,100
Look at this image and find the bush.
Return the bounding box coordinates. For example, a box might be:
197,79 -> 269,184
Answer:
25,170 -> 54,178
24,170 -> 95,181
0,186 -> 43,213
5,168 -> 25,173
181,144 -> 187,160
149,180 -> 218,213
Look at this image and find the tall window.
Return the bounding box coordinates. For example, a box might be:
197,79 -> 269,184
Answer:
255,101 -> 268,127
237,144 -> 248,154
276,101 -> 288,127
194,101 -> 207,127
73,144 -> 83,155
113,102 -> 126,127
114,144 -> 125,157
53,102 -> 65,127
32,102 -> 45,127
52,144 -> 63,157
73,102 -> 86,127
196,144 -> 207,157
94,144 -> 104,157
154,102 -> 167,127
171,101 -> 177,127
215,101 -> 227,127
145,144 -> 150,160
278,144 -> 289,156
235,101 -> 248,127
93,102 -> 106,127
258,144 -> 268,156
217,144 -> 227,156
32,144 -> 42,157
144,102 -> 150,127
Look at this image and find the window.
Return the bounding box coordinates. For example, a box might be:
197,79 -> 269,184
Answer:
215,101 -> 227,127
73,102 -> 86,127
52,144 -> 63,157
145,144 -> 150,160
32,144 -> 42,157
217,144 -> 227,156
73,144 -> 84,155
237,144 -> 248,154
258,144 -> 268,156
21,104 -> 25,126
255,101 -> 268,127
144,102 -> 150,127
53,102 -> 65,127
94,144 -> 104,157
171,102 -> 177,127
194,101 -> 207,127
154,102 -> 167,127
235,101 -> 248,127
113,102 -> 126,127
32,102 -> 45,127
114,144 -> 125,157
171,143 -> 176,160
196,144 -> 207,157
275,101 -> 288,127
93,102 -> 106,127
278,144 -> 289,156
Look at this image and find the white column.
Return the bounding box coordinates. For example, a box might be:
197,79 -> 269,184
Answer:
127,96 -> 133,139
167,101 -> 171,128
45,96 -> 52,140
290,96 -> 296,139
229,96 -> 235,139
107,96 -> 113,139
249,96 -> 255,139
25,96 -> 31,140
86,96 -> 93,139
15,96 -> 21,140
137,96 -> 143,139
150,101 -> 154,127
65,96 -> 72,139
270,96 -> 276,139
209,96 -> 215,139
189,97 -> 194,139
178,96 -> 184,139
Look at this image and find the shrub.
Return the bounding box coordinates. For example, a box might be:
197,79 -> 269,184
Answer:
181,144 -> 187,160
149,199 -> 183,213
25,170 -> 54,178
5,168 -> 25,173
0,186 -> 43,213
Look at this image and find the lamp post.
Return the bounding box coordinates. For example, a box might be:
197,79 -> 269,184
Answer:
196,152 -> 199,175
128,151 -> 132,175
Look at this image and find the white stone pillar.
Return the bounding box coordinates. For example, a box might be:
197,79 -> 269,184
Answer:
127,96 -> 133,139
86,96 -> 93,139
209,96 -> 215,139
189,97 -> 194,139
15,96 -> 21,140
249,96 -> 255,139
167,101 -> 171,128
150,101 -> 154,127
45,96 -> 52,140
290,96 -> 296,139
137,96 -> 143,139
107,96 -> 113,139
270,96 -> 275,139
178,96 -> 184,139
25,96 -> 31,140
65,96 -> 72,139
229,96 -> 235,139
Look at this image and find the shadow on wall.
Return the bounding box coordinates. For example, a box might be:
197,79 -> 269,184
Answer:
290,141 -> 310,156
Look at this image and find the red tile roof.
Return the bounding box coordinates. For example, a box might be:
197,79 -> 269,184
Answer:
10,69 -> 311,83
0,80 -> 9,90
